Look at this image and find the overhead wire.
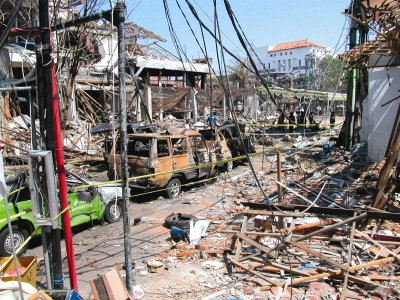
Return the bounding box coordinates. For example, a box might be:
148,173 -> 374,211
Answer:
221,0 -> 297,289
191,0 -> 246,57
0,0 -> 24,50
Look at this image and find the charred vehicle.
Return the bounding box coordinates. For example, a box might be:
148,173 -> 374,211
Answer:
91,123 -> 161,162
219,121 -> 256,159
198,127 -> 235,171
199,121 -> 256,169
107,127 -> 232,198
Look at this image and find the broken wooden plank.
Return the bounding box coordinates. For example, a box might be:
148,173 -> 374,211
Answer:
90,277 -> 108,300
102,268 -> 133,300
244,255 -> 311,276
279,219 -> 333,234
235,207 -> 249,261
292,212 -> 367,243
339,212 -> 357,300
335,274 -> 391,291
260,257 -> 397,291
236,232 -> 276,255
354,229 -> 400,260
230,259 -> 278,286
28,290 -> 53,300
220,230 -> 400,245
284,211 -> 298,242
176,251 -> 197,257
245,209 -> 305,218
289,241 -> 348,271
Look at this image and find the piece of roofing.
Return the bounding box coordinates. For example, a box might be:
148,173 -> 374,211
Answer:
270,39 -> 326,52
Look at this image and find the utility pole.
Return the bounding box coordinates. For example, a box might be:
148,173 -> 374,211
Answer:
115,0 -> 134,294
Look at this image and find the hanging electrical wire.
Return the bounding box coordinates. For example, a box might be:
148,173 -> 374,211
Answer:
221,0 -> 299,291
0,0 -> 24,50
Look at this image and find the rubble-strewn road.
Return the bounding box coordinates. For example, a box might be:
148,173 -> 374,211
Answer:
26,157 -> 256,299
25,131 -> 400,300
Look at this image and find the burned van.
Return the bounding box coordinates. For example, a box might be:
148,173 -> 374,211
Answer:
107,128 -> 230,198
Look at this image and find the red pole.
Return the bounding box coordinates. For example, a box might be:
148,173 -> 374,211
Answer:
51,62 -> 78,291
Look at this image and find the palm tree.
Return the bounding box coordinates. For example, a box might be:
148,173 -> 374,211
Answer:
228,58 -> 251,89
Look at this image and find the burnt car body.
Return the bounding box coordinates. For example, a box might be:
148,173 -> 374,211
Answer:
198,126 -> 235,171
205,121 -> 256,165
91,122 -> 161,161
107,127 -> 231,198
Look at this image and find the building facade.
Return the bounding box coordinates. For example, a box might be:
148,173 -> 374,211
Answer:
251,39 -> 330,79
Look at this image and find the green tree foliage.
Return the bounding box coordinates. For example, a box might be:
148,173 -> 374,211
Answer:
316,55 -> 347,93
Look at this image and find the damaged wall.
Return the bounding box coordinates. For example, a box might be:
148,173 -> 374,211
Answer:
360,55 -> 400,162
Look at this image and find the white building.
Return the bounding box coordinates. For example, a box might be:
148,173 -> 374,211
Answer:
251,39 -> 330,78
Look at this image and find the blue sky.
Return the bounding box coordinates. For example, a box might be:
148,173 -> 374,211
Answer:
124,0 -> 351,65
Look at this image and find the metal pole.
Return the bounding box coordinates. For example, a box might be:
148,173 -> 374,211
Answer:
115,0 -> 134,294
38,0 -> 64,289
0,86 -> 37,92
51,62 -> 78,290
192,89 -> 198,123
222,95 -> 226,120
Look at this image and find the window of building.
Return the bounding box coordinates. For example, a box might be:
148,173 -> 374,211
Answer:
288,59 -> 291,71
271,54 -> 273,57
285,52 -> 287,55
299,60 -> 301,66
280,53 -> 282,56
290,51 -> 292,55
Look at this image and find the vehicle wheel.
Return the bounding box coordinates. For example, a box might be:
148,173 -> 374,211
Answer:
0,226 -> 29,257
164,213 -> 198,229
224,161 -> 234,172
104,200 -> 123,223
165,178 -> 181,199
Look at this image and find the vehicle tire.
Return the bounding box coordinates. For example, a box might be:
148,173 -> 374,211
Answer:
165,178 -> 181,199
0,226 -> 29,257
224,161 -> 234,172
104,200 -> 123,223
164,213 -> 198,230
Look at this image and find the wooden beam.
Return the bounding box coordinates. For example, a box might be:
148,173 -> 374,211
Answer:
245,209 -> 305,218
230,259 -> 278,286
339,213 -> 357,300
102,268 -> 134,300
291,212 -> 367,243
236,232 -> 276,256
279,219 -> 333,234
235,207 -> 249,261
260,257 -> 397,291
289,241 -> 348,271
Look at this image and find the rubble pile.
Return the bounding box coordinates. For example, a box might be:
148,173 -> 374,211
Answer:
137,146 -> 400,299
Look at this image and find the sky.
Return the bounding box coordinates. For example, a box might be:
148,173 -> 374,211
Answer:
122,0 -> 352,67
